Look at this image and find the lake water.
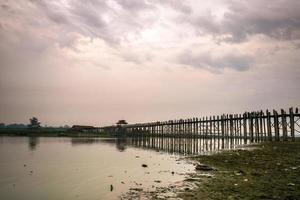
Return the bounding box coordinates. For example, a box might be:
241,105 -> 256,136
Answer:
0,136 -> 248,200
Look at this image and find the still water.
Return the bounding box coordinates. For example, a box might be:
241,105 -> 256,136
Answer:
0,136 -> 196,200
0,136 -> 248,200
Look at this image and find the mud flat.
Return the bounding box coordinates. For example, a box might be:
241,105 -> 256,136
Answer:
123,140 -> 300,200
180,140 -> 300,200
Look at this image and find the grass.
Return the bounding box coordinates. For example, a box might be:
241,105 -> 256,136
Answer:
180,141 -> 300,200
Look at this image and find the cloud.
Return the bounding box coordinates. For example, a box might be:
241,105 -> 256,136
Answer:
154,0 -> 192,14
178,50 -> 255,72
184,0 -> 300,43
114,0 -> 154,13
0,0 -> 300,126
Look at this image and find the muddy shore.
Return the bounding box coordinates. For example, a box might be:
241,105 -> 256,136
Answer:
124,140 -> 300,200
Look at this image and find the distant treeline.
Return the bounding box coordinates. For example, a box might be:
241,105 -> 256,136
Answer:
0,123 -> 72,136
0,123 -> 28,129
0,123 -> 70,129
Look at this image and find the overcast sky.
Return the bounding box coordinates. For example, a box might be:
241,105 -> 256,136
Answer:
0,0 -> 300,126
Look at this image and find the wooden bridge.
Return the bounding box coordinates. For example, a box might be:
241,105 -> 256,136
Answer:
100,107 -> 300,142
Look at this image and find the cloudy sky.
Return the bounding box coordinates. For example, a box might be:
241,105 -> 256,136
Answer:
0,0 -> 300,126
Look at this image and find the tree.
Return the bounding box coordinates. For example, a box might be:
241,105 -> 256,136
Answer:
28,117 -> 41,129
0,123 -> 5,129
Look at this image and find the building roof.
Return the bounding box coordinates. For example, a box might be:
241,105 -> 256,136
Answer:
116,120 -> 128,125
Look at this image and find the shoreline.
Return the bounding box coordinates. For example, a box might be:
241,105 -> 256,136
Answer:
178,140 -> 300,200
122,140 -> 300,199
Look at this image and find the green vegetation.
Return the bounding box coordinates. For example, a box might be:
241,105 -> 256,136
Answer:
28,117 -> 41,129
180,141 -> 300,200
0,117 -> 113,137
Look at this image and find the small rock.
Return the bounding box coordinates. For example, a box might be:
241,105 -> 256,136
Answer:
244,179 -> 248,182
142,164 -> 148,168
234,183 -> 238,186
234,170 -> 245,176
195,164 -> 213,171
154,180 -> 161,183
185,178 -> 202,182
121,181 -> 125,184
171,171 -> 175,175
110,184 -> 113,191
135,156 -> 140,158
24,164 -> 26,167
287,183 -> 295,186
130,188 -> 143,191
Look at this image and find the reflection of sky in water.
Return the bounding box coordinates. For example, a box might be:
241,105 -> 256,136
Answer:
0,136 -> 197,200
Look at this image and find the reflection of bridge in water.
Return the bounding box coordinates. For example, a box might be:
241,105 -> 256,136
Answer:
71,137 -> 250,155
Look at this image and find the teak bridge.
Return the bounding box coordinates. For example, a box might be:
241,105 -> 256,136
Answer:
99,107 -> 300,142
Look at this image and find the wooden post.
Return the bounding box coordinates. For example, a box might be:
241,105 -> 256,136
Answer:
205,117 -> 208,138
255,112 -> 259,142
213,116 -> 216,139
243,113 -> 247,141
230,114 -> 233,138
216,116 -> 220,139
199,117 -> 202,138
195,117 -> 198,138
262,111 -> 266,141
209,116 -> 212,139
274,110 -> 280,141
221,115 -> 224,139
259,111 -> 264,141
249,112 -> 254,142
281,109 -> 288,141
266,110 -> 272,141
289,108 -> 295,141
239,114 -> 242,139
